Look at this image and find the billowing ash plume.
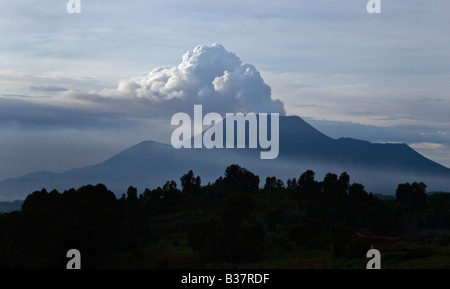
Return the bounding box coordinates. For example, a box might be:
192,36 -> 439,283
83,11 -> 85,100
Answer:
106,43 -> 285,115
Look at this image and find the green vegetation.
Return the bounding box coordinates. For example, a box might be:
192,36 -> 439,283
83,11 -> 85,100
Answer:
0,164 -> 449,268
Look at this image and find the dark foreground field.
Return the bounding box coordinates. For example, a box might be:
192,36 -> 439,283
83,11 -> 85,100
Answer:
1,165 -> 449,269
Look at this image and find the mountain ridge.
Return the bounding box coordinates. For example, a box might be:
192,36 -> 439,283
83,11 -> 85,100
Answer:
0,115 -> 448,201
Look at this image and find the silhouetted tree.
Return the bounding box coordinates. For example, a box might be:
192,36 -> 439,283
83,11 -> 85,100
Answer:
22,188 -> 55,212
322,173 -> 339,199
1,184 -> 127,268
3,167 -> 447,269
180,170 -> 201,196
346,183 -> 371,227
223,164 -> 260,191
338,172 -> 350,195
348,183 -> 368,203
396,183 -> 410,203
126,186 -> 138,203
142,187 -> 164,203
298,170 -> 316,191
264,176 -> 284,190
287,177 -> 298,190
396,182 -> 427,206
162,180 -> 181,201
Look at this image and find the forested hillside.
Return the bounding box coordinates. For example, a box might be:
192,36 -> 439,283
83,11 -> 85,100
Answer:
1,165 -> 449,268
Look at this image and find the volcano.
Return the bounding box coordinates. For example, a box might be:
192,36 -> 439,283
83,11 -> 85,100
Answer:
0,115 -> 449,201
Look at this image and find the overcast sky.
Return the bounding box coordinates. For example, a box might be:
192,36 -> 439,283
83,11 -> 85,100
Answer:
0,0 -> 449,180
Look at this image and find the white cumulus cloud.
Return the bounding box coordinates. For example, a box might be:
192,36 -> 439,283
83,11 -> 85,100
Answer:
102,43 -> 285,115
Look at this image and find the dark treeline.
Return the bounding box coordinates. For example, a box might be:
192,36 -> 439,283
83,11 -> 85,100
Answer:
0,164 -> 449,268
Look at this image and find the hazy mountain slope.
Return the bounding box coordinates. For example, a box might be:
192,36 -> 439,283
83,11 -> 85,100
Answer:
0,116 -> 448,201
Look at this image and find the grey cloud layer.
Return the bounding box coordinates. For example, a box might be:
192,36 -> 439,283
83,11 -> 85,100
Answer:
1,44 -> 285,131
30,86 -> 68,92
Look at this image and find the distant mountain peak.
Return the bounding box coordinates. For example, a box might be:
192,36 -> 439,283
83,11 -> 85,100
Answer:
0,115 -> 448,201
